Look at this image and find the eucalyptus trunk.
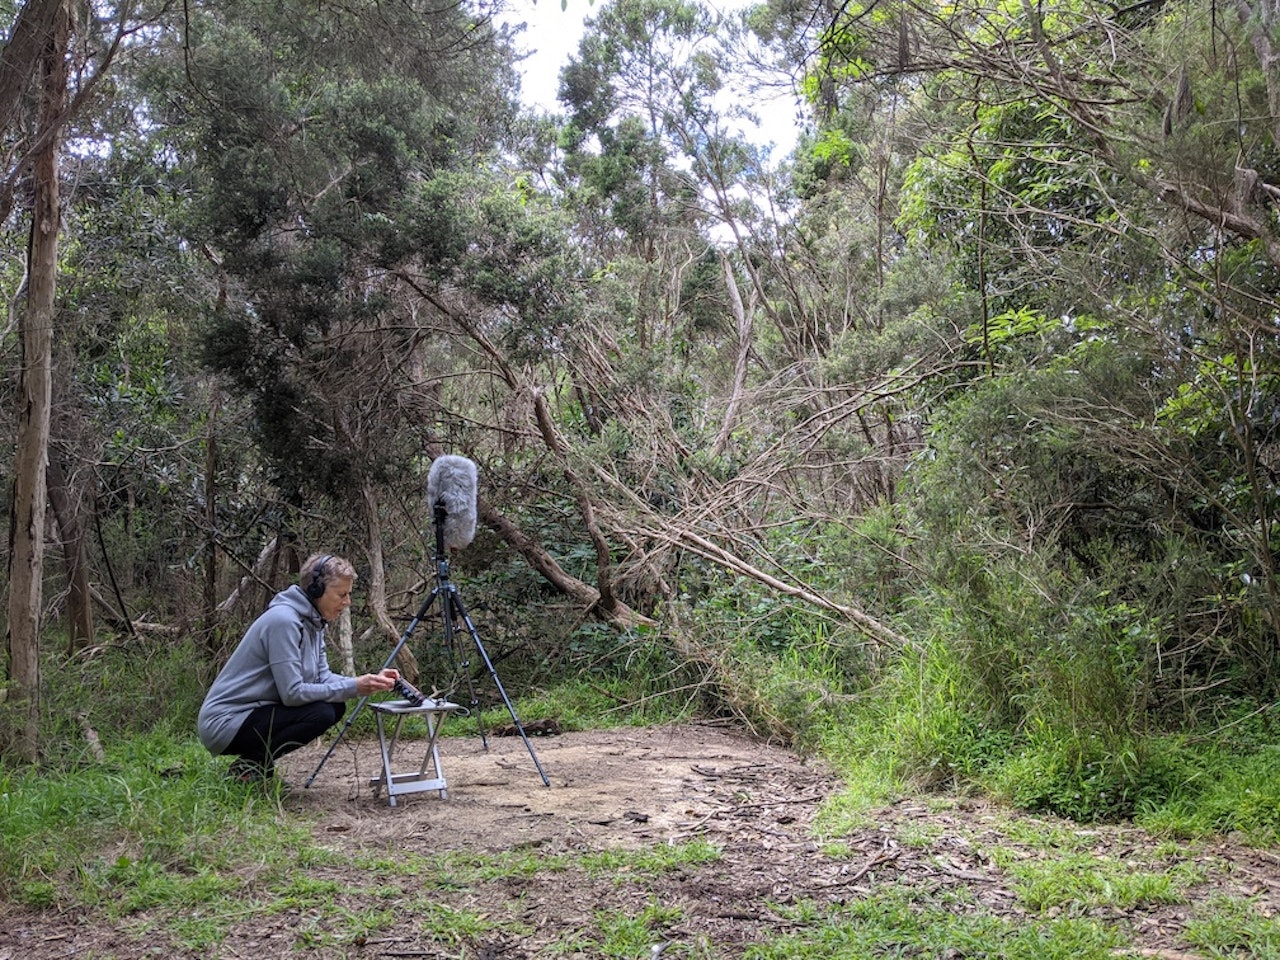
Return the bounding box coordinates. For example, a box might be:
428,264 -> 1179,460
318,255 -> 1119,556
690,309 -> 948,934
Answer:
5,0 -> 68,762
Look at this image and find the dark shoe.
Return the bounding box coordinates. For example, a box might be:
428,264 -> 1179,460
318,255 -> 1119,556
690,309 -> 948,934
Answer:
227,759 -> 268,784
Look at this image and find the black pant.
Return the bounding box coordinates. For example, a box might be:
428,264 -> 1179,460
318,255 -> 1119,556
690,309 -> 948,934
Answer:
226,701 -> 346,774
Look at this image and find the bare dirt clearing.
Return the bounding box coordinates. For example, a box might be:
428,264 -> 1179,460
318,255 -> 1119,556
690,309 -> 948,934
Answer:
2,723 -> 1278,958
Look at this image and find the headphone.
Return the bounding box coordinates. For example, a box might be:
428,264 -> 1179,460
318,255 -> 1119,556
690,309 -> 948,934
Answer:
305,555 -> 332,602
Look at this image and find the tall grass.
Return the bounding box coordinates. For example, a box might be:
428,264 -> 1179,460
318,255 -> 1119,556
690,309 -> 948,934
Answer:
0,723 -> 306,909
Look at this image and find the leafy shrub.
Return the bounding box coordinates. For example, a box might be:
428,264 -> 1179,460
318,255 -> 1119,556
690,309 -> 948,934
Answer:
987,730 -> 1280,836
1136,741 -> 1280,844
989,735 -> 1153,821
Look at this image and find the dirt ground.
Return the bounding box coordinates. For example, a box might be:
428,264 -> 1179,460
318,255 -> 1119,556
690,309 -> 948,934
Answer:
3,722 -> 1279,959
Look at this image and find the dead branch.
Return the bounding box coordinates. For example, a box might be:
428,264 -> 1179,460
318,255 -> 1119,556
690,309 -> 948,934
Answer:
713,252 -> 753,456
76,710 -> 105,763
216,536 -> 279,617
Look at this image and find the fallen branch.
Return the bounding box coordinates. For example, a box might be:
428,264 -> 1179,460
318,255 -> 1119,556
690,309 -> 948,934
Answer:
76,710 -> 105,763
816,850 -> 903,889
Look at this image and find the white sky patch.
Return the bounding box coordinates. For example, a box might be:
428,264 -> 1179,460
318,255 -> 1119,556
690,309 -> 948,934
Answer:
494,0 -> 802,159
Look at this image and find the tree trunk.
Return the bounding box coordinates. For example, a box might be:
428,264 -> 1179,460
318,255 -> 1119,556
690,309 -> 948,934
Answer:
216,536 -> 278,618
46,453 -> 93,651
1237,0 -> 1280,146
4,0 -> 67,763
333,608 -> 355,677
359,479 -> 420,680
713,253 -> 752,457
0,0 -> 65,138
201,387 -> 220,650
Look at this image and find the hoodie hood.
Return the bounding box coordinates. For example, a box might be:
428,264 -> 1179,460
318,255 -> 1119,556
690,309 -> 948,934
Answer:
271,584 -> 325,626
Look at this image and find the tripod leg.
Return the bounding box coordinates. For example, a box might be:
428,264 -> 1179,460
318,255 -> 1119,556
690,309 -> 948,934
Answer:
304,587 -> 440,788
438,584 -> 486,747
446,586 -> 551,787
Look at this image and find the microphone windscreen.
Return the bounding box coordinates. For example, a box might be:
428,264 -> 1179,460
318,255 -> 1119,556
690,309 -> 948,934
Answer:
426,455 -> 478,549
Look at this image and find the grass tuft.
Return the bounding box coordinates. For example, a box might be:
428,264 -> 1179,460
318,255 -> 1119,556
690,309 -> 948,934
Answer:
1184,894 -> 1280,959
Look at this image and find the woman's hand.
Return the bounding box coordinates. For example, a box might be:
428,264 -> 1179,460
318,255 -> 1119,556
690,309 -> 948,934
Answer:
355,671 -> 398,696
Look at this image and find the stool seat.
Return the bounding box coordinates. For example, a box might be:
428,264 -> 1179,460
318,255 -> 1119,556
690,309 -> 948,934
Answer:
368,698 -> 461,807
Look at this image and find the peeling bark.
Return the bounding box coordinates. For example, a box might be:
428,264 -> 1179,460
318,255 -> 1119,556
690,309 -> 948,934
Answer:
5,0 -> 67,763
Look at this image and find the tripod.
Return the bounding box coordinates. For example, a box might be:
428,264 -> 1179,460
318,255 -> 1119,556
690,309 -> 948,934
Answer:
305,505 -> 550,789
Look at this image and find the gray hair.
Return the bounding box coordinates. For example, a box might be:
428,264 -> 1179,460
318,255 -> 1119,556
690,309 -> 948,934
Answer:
300,552 -> 357,594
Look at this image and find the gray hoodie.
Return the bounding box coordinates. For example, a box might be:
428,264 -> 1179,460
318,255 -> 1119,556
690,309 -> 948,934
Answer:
197,584 -> 358,755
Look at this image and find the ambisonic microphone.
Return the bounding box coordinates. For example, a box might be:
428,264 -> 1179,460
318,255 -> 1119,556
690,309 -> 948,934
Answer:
426,454 -> 478,549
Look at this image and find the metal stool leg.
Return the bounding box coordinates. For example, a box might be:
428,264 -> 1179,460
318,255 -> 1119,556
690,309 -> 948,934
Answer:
369,702 -> 459,807
373,710 -> 400,807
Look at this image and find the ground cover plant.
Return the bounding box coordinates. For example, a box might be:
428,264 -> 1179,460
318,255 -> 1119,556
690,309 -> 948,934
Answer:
2,716 -> 1278,959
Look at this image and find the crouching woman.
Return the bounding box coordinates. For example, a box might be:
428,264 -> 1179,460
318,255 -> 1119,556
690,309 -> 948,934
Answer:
198,553 -> 397,783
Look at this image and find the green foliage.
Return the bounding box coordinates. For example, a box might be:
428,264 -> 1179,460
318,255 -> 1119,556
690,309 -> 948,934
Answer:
1133,738 -> 1280,844
0,728 -> 305,910
793,0 -> 1280,797
801,625 -> 1018,810
41,641 -> 209,759
809,506 -> 916,616
673,556 -> 875,747
1184,895 -> 1280,959
1007,847 -> 1201,913
988,735 -> 1181,823
588,900 -> 685,957
797,504 -> 1280,835
469,668 -> 698,733
169,0 -> 535,506
580,839 -> 720,879
745,886 -> 1123,959
903,325 -> 1280,721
